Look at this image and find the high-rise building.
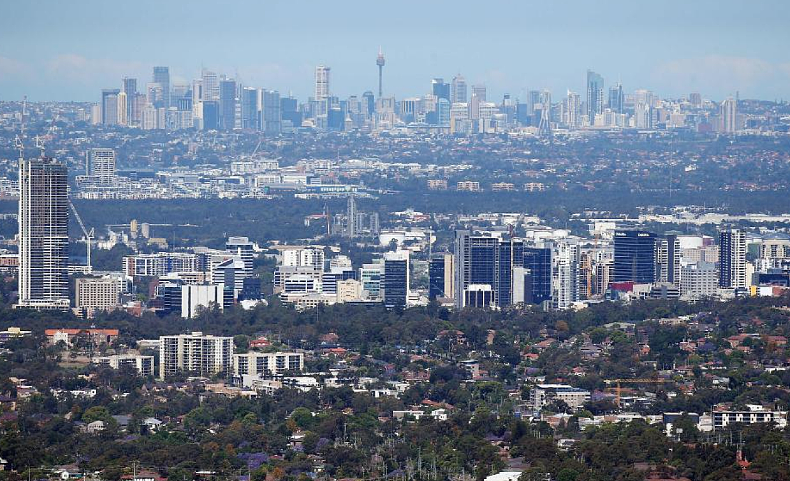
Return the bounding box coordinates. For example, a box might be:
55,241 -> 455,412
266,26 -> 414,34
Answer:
383,250 -> 409,309
523,246 -> 552,305
470,84 -> 486,119
153,66 -> 170,108
451,74 -> 467,104
315,65 -> 330,101
657,231 -> 681,285
122,77 -> 137,123
201,70 -> 219,101
17,156 -> 69,309
226,236 -> 255,272
432,78 -> 450,102
564,91 -> 581,128
719,227 -> 747,289
263,90 -> 282,134
241,87 -> 259,130
454,231 -> 524,309
613,230 -> 657,284
553,241 -> 579,309
219,79 -> 237,130
608,83 -> 624,114
586,70 -> 604,122
429,252 -> 454,300
159,332 -> 233,378
720,97 -> 737,133
101,89 -> 120,125
87,148 -> 116,182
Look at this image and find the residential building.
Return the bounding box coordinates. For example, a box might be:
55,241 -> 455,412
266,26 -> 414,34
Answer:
159,332 -> 233,378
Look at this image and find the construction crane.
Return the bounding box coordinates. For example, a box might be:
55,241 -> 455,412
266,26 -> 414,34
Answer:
605,378 -> 672,407
69,201 -> 94,273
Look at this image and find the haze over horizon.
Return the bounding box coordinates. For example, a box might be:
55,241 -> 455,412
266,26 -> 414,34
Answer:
1,0 -> 790,102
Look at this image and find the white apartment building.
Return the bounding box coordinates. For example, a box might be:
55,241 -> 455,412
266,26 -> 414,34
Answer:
680,261 -> 718,300
159,332 -> 233,378
93,354 -> 154,376
530,384 -> 591,411
233,351 -> 304,377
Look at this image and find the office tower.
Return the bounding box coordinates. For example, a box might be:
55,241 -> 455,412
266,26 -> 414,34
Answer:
240,87 -> 259,130
719,227 -> 747,288
17,156 -> 69,309
553,241 -> 579,309
437,98 -> 450,126
219,79 -> 237,130
202,70 -> 219,101
362,91 -> 375,116
464,284 -> 494,308
159,332 -> 233,378
720,97 -> 737,133
523,246 -> 552,305
470,85 -> 486,119
451,74 -> 467,104
153,66 -> 170,108
383,251 -> 409,309
564,91 -> 581,128
122,77 -> 137,123
586,70 -> 604,122
453,231 -> 524,309
101,89 -> 120,125
359,262 -> 384,299
315,65 -> 330,101
280,96 -> 301,129
87,148 -> 116,181
75,275 -> 124,314
181,284 -> 225,318
263,90 -> 282,134
202,101 -> 219,130
688,92 -> 702,107
429,252 -> 454,300
226,236 -> 255,272
376,47 -> 385,98
657,231 -> 681,285
681,261 -> 718,300
432,78 -> 450,102
613,230 -> 657,284
608,83 -> 624,114
345,196 -> 357,237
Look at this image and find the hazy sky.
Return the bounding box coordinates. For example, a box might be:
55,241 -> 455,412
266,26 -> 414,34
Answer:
1,0 -> 789,102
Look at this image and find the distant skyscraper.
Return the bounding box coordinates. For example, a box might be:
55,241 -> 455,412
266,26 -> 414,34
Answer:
87,148 -> 116,181
657,231 -> 681,285
564,91 -> 581,128
720,97 -> 737,133
454,231 -> 524,309
613,230 -> 657,284
719,227 -> 747,289
451,74 -> 467,104
432,78 -> 450,102
376,47 -> 385,98
523,246 -> 552,305
315,65 -> 330,101
263,90 -> 282,134
122,77 -> 137,124
586,70 -> 604,122
429,252 -> 454,300
17,156 -> 69,309
101,89 -> 120,125
362,91 -> 375,116
608,83 -> 624,114
202,70 -> 219,102
241,87 -> 259,130
219,79 -> 237,130
470,84 -> 486,119
153,66 -> 170,108
383,251 -> 409,309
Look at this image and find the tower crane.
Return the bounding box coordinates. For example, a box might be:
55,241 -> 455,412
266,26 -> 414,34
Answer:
69,201 -> 94,274
605,378 -> 672,408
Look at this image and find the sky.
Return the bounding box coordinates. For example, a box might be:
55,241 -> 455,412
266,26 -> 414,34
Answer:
1,0 -> 790,103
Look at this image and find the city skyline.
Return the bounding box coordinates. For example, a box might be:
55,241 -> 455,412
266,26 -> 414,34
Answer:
1,0 -> 790,102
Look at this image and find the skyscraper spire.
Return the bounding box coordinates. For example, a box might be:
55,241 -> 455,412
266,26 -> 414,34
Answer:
376,46 -> 385,99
